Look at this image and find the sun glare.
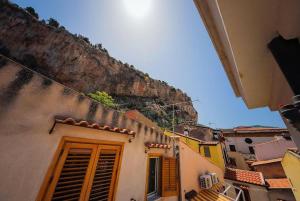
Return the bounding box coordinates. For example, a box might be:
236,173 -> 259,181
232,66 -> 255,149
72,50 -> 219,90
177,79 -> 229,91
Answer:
123,0 -> 152,19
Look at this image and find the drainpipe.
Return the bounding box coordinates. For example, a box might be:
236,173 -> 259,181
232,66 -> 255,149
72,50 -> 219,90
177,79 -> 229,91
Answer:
176,151 -> 182,201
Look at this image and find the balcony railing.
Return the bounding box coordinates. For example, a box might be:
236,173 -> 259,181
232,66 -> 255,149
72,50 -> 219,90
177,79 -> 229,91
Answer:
220,182 -> 246,201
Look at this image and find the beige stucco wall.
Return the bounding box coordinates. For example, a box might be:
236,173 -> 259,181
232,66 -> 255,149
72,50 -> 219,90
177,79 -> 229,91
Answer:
227,151 -> 250,170
268,189 -> 296,201
252,162 -> 286,179
179,142 -> 224,200
254,138 -> 296,161
0,124 -> 174,201
0,57 -> 176,201
225,136 -> 275,154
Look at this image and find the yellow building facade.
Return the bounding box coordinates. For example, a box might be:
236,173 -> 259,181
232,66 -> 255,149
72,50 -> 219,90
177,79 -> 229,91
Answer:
282,150 -> 300,201
164,131 -> 225,171
198,143 -> 225,171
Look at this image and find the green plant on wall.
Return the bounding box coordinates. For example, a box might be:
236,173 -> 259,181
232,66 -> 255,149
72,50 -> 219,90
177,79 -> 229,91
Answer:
88,91 -> 117,109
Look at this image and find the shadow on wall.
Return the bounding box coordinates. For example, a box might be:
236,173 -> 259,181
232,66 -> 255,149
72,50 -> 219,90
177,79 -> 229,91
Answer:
179,141 -> 224,200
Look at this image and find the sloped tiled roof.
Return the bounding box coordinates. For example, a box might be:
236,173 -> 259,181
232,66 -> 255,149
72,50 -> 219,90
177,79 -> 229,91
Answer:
166,130 -> 219,145
222,126 -> 288,134
266,178 -> 291,189
225,168 -> 265,186
251,158 -> 282,166
54,117 -> 136,136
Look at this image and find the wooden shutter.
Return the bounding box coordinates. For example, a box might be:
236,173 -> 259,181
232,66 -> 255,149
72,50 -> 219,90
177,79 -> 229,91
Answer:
44,143 -> 98,201
162,157 -> 178,197
41,141 -> 121,201
85,145 -> 121,201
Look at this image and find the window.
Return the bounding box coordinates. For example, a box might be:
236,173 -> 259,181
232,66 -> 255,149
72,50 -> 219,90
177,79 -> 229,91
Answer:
147,157 -> 161,200
38,138 -> 122,201
147,156 -> 178,200
229,145 -> 236,152
249,146 -> 255,154
222,147 -> 230,164
204,146 -> 211,157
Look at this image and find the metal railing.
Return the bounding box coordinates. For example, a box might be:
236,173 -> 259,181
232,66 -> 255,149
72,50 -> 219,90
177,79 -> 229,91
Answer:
220,182 -> 246,201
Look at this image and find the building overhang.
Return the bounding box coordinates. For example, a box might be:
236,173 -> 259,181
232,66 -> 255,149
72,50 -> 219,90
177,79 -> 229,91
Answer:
193,0 -> 300,110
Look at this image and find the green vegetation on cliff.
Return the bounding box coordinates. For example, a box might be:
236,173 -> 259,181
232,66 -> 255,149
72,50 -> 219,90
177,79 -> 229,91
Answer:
0,2 -> 198,129
88,91 -> 118,109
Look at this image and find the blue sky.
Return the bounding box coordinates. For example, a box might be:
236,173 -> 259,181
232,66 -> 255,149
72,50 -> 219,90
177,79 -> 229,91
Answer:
12,0 -> 285,128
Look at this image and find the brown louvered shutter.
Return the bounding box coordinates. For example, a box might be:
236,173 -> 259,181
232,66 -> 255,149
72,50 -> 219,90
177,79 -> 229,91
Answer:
45,143 -> 98,201
85,145 -> 121,201
41,142 -> 121,201
162,157 -> 178,197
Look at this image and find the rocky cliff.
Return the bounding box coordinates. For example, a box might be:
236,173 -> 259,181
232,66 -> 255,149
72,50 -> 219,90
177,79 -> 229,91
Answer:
0,2 -> 198,127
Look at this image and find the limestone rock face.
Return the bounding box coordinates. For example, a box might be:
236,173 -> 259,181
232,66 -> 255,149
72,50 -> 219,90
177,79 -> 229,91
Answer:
0,3 -> 198,126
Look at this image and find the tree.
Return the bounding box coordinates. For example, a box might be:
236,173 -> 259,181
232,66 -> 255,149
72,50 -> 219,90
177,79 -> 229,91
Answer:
88,91 -> 117,108
25,7 -> 39,19
48,18 -> 59,28
95,43 -> 102,50
77,34 -> 90,44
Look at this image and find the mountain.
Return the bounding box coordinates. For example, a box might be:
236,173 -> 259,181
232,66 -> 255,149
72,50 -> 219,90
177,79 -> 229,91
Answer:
0,2 -> 198,128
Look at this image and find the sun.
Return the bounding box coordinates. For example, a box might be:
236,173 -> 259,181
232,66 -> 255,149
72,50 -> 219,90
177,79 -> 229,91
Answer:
123,0 -> 152,19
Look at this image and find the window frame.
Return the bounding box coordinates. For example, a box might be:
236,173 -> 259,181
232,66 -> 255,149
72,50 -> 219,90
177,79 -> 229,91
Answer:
229,145 -> 236,152
44,143 -> 98,200
147,157 -> 161,200
145,153 -> 162,201
36,136 -> 124,201
204,146 -> 211,158
145,154 -> 178,200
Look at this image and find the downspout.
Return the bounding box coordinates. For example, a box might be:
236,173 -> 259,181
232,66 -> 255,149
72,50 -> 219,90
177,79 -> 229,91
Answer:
176,146 -> 182,201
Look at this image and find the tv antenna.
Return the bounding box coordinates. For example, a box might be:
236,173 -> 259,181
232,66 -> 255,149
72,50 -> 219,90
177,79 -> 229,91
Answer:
159,99 -> 200,135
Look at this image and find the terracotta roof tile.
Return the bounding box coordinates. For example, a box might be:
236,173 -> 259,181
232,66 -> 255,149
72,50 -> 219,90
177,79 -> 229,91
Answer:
225,168 -> 265,186
266,178 -> 291,189
55,117 -> 135,136
145,143 -> 171,149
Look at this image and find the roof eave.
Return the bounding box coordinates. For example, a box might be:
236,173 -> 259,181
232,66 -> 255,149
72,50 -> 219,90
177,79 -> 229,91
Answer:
224,178 -> 267,187
193,0 -> 241,97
